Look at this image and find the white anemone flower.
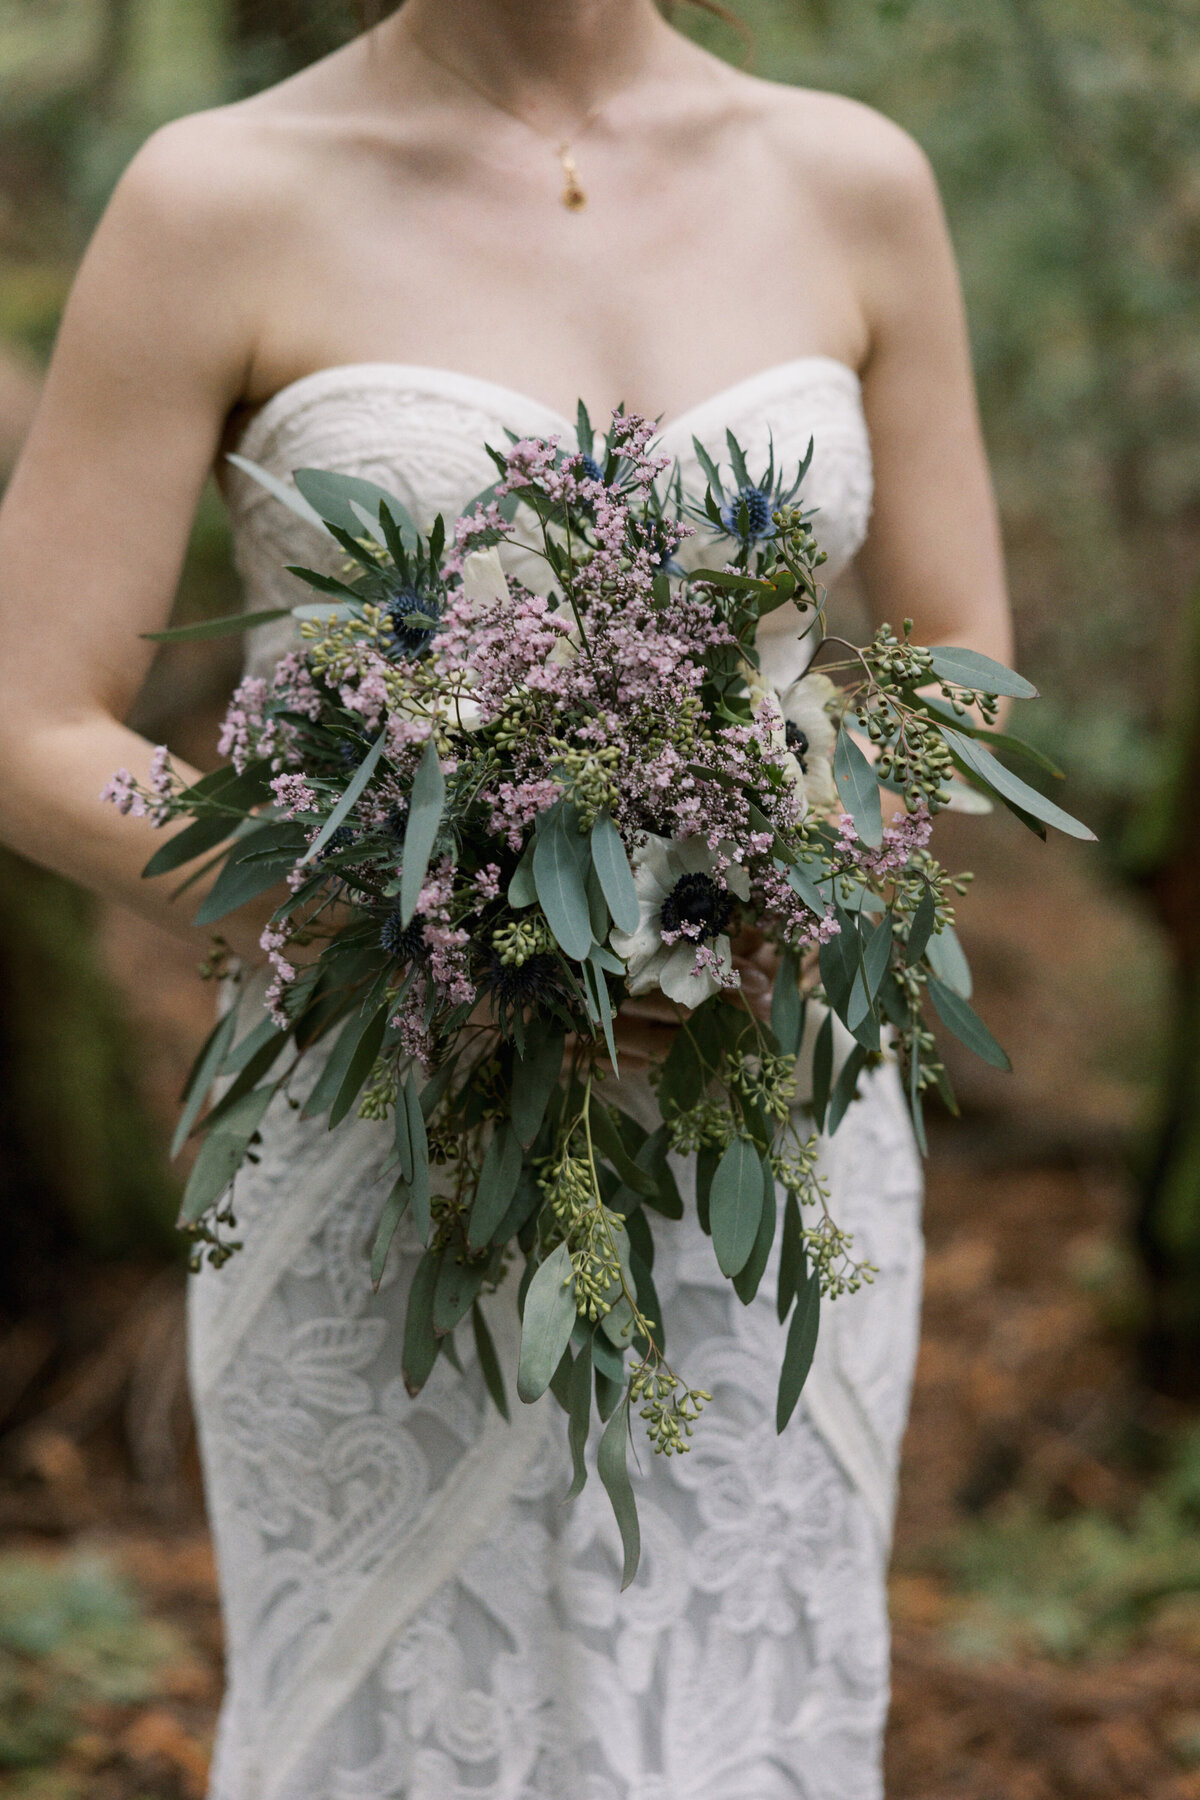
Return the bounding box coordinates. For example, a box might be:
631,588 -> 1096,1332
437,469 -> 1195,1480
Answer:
610,834 -> 751,1009
433,548 -> 511,732
778,670 -> 839,812
739,659 -> 808,814
459,546 -> 510,607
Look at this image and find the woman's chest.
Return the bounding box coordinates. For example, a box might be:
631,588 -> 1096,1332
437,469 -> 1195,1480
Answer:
240,132 -> 867,426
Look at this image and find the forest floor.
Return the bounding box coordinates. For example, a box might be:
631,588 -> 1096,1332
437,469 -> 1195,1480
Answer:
2,813 -> 1196,1800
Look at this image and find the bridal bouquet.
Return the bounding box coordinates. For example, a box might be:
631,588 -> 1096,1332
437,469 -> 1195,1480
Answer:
107,407 -> 1091,1581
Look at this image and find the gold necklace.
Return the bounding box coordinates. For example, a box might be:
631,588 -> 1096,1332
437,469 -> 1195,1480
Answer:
409,32 -> 611,211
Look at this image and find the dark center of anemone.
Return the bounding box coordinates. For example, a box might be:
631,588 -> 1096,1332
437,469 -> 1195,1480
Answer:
721,484 -> 773,542
784,721 -> 810,771
385,586 -> 441,658
487,950 -> 559,1009
381,909 -> 426,962
658,871 -> 735,942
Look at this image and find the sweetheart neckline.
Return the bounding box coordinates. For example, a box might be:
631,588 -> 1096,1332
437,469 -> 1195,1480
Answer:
232,355 -> 864,459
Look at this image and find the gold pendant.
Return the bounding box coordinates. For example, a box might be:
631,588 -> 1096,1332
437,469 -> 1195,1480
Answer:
558,143 -> 587,211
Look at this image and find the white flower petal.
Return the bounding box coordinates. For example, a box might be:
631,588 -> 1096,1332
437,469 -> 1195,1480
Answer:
632,834 -> 676,895
659,942 -> 720,1009
674,835 -> 715,877
626,946 -> 671,996
460,547 -> 510,607
610,917 -> 661,966
722,859 -> 752,903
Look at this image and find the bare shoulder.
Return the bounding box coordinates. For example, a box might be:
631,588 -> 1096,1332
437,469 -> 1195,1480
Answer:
721,68 -> 943,239
106,95 -> 320,258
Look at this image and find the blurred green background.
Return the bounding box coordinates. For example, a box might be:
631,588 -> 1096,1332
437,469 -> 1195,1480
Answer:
0,3 -> 1198,1795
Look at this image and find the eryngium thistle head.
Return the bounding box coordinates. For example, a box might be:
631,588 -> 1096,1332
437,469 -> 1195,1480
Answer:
485,949 -> 560,1009
317,825 -> 357,864
721,484 -> 772,541
578,454 -> 604,483
385,586 -> 440,658
659,871 -> 735,943
381,910 -> 426,961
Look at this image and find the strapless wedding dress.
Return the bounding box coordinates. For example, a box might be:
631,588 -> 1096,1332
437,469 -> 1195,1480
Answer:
191,360 -> 924,1800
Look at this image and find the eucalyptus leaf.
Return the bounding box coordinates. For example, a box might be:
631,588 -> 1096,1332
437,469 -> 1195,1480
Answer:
404,1073 -> 433,1242
370,1178 -> 410,1288
143,814 -> 240,880
468,1120 -> 523,1250
400,736 -> 446,923
833,727 -> 883,849
226,453 -> 325,525
293,467 -> 410,538
328,1004 -> 388,1128
732,1155 -> 778,1305
178,1084 -> 274,1226
927,975 -> 1012,1071
401,1249 -> 441,1396
220,1015 -> 286,1078
928,645 -> 1038,700
776,1263 -> 820,1433
140,607 -> 290,644
533,810 -> 593,961
598,1394 -> 641,1589
906,884 -> 937,966
926,921 -> 972,998
709,1137 -> 765,1278
590,1108 -> 657,1199
786,858 -> 828,919
566,1324 -> 595,1499
171,1009 -> 238,1159
193,823 -> 302,926
303,732 -> 386,865
583,949 -> 620,1072
433,1249 -> 488,1337
811,1011 -> 834,1130
517,1241 -> 577,1403
777,1193 -> 804,1324
590,813 -> 640,934
828,1043 -> 869,1134
770,949 -> 804,1055
942,729 -> 1095,840
303,1003 -> 382,1121
511,1025 -> 565,1147
472,1302 -> 510,1422
510,838 -> 536,907
862,914 -> 894,1001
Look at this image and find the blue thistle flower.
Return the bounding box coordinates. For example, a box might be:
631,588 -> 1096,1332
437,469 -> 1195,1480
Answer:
385,586 -> 440,658
384,802 -> 408,838
721,485 -> 773,542
578,454 -> 604,484
381,909 -> 426,962
485,950 -> 561,1009
317,825 -> 357,865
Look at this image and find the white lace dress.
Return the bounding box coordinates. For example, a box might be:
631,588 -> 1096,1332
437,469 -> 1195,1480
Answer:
191,360 -> 925,1800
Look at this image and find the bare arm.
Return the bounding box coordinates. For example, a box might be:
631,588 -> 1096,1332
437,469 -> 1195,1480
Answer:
849,122 -> 1013,679
0,116 -> 271,957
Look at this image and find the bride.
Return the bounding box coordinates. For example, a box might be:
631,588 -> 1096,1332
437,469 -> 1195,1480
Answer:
0,2 -> 1013,1795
